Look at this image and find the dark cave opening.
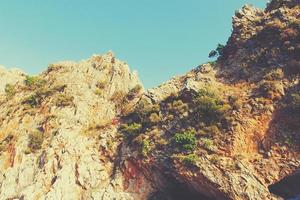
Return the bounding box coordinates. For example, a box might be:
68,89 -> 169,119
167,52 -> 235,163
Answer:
268,170 -> 300,200
148,175 -> 215,200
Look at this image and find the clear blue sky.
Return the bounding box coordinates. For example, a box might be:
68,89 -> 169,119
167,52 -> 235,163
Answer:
0,0 -> 267,88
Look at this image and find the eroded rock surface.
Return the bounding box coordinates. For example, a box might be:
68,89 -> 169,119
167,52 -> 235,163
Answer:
0,0 -> 300,199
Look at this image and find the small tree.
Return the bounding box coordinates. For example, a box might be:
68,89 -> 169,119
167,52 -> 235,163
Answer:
120,123 -> 142,138
208,44 -> 225,58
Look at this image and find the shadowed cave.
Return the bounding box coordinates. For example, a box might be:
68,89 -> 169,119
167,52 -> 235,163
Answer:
269,170 -> 300,200
148,175 -> 215,200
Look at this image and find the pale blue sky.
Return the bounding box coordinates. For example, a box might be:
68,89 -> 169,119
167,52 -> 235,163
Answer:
0,0 -> 267,88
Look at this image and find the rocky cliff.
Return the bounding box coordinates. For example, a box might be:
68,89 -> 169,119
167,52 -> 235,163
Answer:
0,0 -> 299,200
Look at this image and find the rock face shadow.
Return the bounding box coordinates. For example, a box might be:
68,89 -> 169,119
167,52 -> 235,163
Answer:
148,175 -> 216,200
269,170 -> 300,199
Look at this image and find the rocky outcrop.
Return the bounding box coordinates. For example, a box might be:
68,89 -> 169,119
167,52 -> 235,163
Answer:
0,0 -> 299,199
0,52 -> 153,199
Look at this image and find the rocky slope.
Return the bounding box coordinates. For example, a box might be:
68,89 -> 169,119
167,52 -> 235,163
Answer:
0,0 -> 299,199
0,52 -> 153,200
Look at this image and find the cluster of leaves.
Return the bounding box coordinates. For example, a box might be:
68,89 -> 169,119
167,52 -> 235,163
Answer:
208,44 -> 225,58
119,122 -> 142,139
24,75 -> 46,88
173,129 -> 197,152
167,99 -> 189,116
129,99 -> 161,125
201,138 -> 215,151
182,154 -> 198,166
119,99 -> 161,158
193,88 -> 231,126
141,139 -> 152,157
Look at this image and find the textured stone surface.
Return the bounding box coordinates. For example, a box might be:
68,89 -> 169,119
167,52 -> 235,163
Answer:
0,0 -> 299,199
0,52 -> 152,200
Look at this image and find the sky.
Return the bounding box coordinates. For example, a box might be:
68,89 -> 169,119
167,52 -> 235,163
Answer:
0,0 -> 267,88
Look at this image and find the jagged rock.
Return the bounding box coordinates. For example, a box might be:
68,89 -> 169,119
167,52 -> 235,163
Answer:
0,0 -> 299,199
0,53 -> 150,200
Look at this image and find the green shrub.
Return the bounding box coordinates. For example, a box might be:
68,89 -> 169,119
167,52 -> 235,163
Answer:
141,139 -> 152,157
24,75 -> 46,88
28,131 -> 44,152
120,123 -> 142,138
173,129 -> 197,152
194,88 -> 231,125
5,84 -> 16,98
182,154 -> 198,166
201,138 -> 215,151
134,100 -> 160,121
208,44 -> 225,58
169,100 -> 189,115
208,50 -> 218,58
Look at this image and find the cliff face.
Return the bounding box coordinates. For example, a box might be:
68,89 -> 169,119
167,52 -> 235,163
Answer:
0,53 -> 153,200
0,0 -> 299,200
